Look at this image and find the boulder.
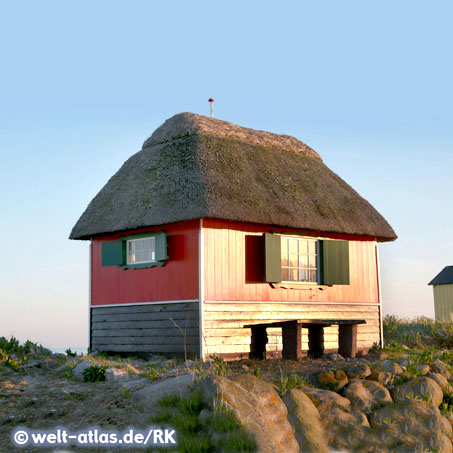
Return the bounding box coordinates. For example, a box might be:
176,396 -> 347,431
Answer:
282,389 -> 329,453
344,363 -> 371,379
300,387 -> 369,444
72,360 -> 95,381
415,363 -> 430,375
369,399 -> 452,452
365,351 -> 388,361
131,374 -> 196,408
343,379 -> 392,412
382,360 -> 403,375
105,368 -> 129,382
427,372 -> 453,395
431,359 -> 451,379
391,376 -> 444,407
314,370 -> 348,391
200,375 -> 299,453
367,370 -> 393,386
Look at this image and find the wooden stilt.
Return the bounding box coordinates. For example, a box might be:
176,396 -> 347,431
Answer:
338,324 -> 358,358
250,325 -> 268,359
282,321 -> 302,360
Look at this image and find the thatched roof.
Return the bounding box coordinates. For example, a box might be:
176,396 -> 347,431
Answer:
70,112 -> 397,241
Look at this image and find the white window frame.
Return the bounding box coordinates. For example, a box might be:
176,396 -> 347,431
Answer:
126,237 -> 156,265
280,236 -> 320,284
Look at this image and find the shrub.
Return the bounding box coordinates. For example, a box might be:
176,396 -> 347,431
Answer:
82,365 -> 106,382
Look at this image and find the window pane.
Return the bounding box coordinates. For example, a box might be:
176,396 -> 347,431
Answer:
289,239 -> 298,254
135,240 -> 143,251
289,254 -> 298,267
143,250 -> 151,262
136,251 -> 144,262
128,252 -> 135,263
308,240 -> 316,255
281,238 -> 288,254
289,268 -> 298,281
298,268 -> 307,282
281,268 -> 288,282
299,254 -> 308,268
281,253 -> 288,266
309,270 -> 317,282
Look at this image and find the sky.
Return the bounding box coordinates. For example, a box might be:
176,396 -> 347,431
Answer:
1,1 -> 452,349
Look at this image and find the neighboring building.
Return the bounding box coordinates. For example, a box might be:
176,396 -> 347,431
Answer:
428,266 -> 453,321
70,112 -> 397,359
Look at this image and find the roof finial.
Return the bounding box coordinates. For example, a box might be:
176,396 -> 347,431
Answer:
208,98 -> 214,118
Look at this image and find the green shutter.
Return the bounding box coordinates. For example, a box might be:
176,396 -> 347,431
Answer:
264,233 -> 282,283
155,231 -> 168,261
102,240 -> 124,266
321,240 -> 350,285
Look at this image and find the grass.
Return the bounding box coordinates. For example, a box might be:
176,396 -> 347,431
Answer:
383,315 -> 453,349
149,389 -> 255,453
273,370 -> 310,396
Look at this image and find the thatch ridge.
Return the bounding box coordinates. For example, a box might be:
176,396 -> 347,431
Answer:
142,112 -> 322,160
70,113 -> 397,242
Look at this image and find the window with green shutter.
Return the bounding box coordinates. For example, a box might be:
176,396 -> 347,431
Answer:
101,231 -> 168,269
264,234 -> 350,286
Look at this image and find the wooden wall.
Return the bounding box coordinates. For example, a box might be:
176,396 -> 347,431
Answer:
202,302 -> 381,356
202,219 -> 381,357
203,219 -> 379,303
433,285 -> 453,322
91,219 -> 199,305
91,302 -> 200,358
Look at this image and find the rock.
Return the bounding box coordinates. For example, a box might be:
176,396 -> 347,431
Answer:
344,363 -> 371,379
200,375 -> 299,453
344,379 -> 392,412
72,360 -> 95,381
367,370 -> 393,386
300,387 -> 369,444
402,344 -> 410,350
366,351 -> 388,360
282,389 -> 329,453
322,353 -> 344,361
382,360 -> 403,375
126,364 -> 140,374
105,368 -> 129,382
431,359 -> 450,379
369,399 -> 452,452
131,374 -> 196,408
391,376 -> 444,407
427,372 -> 453,395
198,408 -> 213,424
415,363 -> 431,376
314,370 -> 348,391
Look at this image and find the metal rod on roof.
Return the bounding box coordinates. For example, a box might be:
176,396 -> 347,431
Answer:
208,98 -> 214,118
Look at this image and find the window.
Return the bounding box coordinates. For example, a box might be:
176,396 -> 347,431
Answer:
101,231 -> 168,269
281,236 -> 318,283
126,237 -> 155,265
264,233 -> 350,285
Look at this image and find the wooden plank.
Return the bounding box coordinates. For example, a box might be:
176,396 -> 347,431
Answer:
203,303 -> 379,312
91,344 -> 199,353
91,303 -> 198,315
91,319 -> 199,329
202,312 -> 377,321
91,328 -> 200,337
92,311 -> 199,322
91,336 -> 199,345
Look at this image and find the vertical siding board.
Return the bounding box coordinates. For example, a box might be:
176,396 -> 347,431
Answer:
203,220 -> 378,304
91,220 -> 199,306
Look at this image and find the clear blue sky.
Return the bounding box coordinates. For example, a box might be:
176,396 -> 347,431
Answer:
1,1 -> 452,349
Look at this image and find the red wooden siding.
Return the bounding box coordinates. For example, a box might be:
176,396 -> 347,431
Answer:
91,220 -> 199,305
203,219 -> 379,303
